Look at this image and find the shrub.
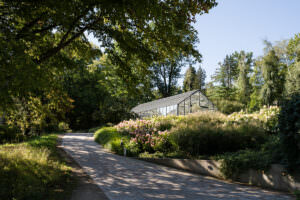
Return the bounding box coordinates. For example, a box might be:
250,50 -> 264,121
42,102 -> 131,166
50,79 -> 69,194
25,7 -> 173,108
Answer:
152,130 -> 176,153
58,122 -> 70,132
88,126 -> 103,133
115,119 -> 175,153
94,127 -> 138,156
169,112 -> 267,157
217,150 -> 272,179
149,115 -> 185,131
228,106 -> 280,133
278,95 -> 300,169
216,135 -> 282,179
0,125 -> 24,144
95,107 -> 279,163
171,124 -> 266,157
212,99 -> 245,114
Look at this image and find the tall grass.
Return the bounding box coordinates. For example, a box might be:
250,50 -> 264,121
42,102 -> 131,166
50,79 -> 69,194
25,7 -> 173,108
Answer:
0,134 -> 74,200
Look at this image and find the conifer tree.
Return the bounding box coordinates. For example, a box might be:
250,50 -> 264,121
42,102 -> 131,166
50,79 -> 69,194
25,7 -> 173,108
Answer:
183,65 -> 197,91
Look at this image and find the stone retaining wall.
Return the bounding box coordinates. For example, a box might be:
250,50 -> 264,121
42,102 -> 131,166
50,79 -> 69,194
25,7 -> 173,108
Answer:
140,158 -> 300,192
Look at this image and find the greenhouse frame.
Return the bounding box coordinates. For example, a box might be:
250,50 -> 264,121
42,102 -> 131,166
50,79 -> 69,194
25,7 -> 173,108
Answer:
131,90 -> 217,118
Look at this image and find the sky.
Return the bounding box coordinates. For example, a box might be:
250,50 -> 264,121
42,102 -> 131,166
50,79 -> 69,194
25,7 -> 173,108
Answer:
193,0 -> 300,82
88,0 -> 300,84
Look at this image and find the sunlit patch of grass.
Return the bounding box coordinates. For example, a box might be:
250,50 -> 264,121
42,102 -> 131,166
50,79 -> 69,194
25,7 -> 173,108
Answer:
0,134 -> 74,200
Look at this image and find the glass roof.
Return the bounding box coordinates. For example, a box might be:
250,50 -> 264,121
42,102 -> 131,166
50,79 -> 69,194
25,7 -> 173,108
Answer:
131,90 -> 201,113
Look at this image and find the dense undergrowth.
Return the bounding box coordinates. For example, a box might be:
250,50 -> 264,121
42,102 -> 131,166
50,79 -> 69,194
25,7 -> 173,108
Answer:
0,134 -> 74,200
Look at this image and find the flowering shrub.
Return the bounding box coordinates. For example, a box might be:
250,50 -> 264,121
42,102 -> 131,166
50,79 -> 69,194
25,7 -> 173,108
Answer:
96,107 -> 280,157
228,106 -> 280,133
115,119 -> 173,152
151,130 -> 175,153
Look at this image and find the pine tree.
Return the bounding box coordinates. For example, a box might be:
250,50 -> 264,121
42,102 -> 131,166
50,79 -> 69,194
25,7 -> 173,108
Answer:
194,66 -> 206,91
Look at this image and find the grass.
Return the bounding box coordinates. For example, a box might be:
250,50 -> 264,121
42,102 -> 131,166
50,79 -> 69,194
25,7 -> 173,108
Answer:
0,134 -> 75,200
94,127 -> 132,155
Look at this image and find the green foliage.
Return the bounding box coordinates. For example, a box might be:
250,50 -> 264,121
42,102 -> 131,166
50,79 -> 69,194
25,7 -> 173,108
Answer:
212,56 -> 237,88
94,107 -> 291,179
183,65 -> 197,92
5,93 -> 72,135
236,53 -> 252,105
195,66 -> 207,91
0,134 -> 74,200
94,127 -> 122,147
170,112 -> 267,156
285,62 -> 300,96
286,33 -> 300,96
94,127 -> 138,156
228,106 -> 280,133
152,131 -> 177,154
218,150 -> 271,179
2,0 -> 217,135
260,49 -> 285,105
211,99 -> 244,114
151,56 -> 184,97
248,63 -> 264,111
248,88 -> 261,112
216,135 -> 283,179
0,125 -> 23,144
62,62 -> 108,130
278,95 -> 300,169
1,0 -> 217,111
58,122 -> 70,132
95,107 -> 281,161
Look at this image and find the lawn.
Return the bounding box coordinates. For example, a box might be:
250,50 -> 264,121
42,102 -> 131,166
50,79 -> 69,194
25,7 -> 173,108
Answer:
0,134 -> 75,200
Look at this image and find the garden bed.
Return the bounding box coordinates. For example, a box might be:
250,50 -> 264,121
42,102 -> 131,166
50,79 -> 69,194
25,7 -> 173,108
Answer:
94,107 -> 299,193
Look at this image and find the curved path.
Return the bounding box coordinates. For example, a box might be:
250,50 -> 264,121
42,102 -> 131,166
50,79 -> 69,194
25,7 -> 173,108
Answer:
62,133 -> 293,200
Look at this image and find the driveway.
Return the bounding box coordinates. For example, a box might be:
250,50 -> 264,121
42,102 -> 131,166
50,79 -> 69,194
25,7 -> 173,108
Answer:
62,132 -> 293,200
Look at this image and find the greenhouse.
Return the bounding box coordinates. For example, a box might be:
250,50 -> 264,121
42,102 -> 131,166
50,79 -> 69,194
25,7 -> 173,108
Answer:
131,90 -> 217,118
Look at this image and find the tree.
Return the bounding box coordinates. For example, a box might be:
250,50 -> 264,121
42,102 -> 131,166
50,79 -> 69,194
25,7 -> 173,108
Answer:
183,65 -> 197,91
212,54 -> 239,89
260,49 -> 283,106
249,63 -> 264,111
151,57 -> 183,97
0,0 -> 217,110
211,51 -> 253,100
194,66 -> 206,91
236,52 -> 253,105
285,33 -> 300,96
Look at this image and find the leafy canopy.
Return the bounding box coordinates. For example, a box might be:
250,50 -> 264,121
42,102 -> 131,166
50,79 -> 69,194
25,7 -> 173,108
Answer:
0,0 -> 217,109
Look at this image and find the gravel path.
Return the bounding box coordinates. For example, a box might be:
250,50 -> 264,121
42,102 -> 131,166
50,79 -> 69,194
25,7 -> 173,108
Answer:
62,132 -> 294,200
